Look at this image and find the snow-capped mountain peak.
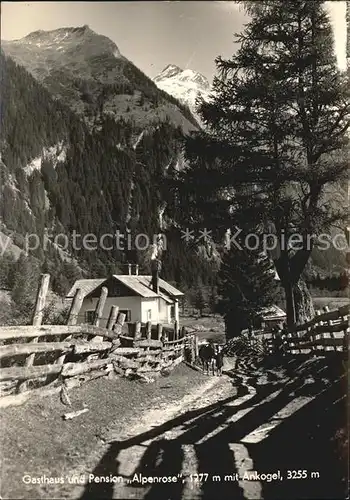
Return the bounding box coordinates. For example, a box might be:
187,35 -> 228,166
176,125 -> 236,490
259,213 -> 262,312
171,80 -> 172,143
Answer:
153,64 -> 211,125
175,69 -> 210,89
154,64 -> 183,82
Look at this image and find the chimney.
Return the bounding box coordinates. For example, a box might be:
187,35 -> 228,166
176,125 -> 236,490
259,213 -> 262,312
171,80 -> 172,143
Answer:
128,263 -> 132,275
135,264 -> 139,276
151,259 -> 161,294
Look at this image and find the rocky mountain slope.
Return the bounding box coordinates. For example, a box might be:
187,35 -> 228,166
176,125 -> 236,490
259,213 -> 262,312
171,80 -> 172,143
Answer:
2,26 -> 199,133
154,64 -> 211,124
0,29 -> 212,292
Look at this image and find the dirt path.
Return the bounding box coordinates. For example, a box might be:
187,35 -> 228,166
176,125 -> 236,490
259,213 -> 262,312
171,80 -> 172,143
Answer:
47,357 -> 237,499
44,354 -> 345,500
2,356 -> 345,500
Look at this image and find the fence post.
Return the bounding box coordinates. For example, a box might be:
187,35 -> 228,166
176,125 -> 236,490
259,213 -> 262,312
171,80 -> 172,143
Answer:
114,312 -> 126,336
174,320 -> 178,340
323,306 -> 337,353
194,334 -> 199,359
18,273 -> 50,393
93,287 -> 108,328
189,335 -> 194,363
89,286 -> 108,342
134,321 -> 142,340
31,274 -> 50,327
146,321 -> 152,340
157,323 -> 163,341
107,305 -> 119,331
55,288 -> 84,366
67,289 -> 84,326
145,321 -> 152,358
313,310 -> 321,355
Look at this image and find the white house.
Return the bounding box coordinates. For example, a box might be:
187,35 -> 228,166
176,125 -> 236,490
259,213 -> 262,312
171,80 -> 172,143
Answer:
66,270 -> 183,328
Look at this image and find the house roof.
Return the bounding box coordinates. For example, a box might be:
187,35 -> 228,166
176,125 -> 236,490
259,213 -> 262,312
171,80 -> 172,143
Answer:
66,274 -> 184,300
112,275 -> 159,298
158,278 -> 184,297
261,305 -> 286,320
158,291 -> 175,304
66,279 -> 106,299
135,275 -> 184,297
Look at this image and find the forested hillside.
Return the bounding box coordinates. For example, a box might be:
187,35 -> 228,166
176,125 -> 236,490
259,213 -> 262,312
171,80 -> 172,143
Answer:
0,48 -> 214,311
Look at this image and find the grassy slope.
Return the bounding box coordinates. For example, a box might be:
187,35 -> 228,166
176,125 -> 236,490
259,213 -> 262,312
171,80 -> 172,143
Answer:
180,314 -> 226,344
312,296 -> 350,310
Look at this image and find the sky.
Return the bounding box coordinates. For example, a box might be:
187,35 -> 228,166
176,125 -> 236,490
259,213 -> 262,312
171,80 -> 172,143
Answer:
1,1 -> 347,83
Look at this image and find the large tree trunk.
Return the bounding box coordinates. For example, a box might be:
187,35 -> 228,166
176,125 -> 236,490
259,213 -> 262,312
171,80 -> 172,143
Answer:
281,279 -> 315,327
284,281 -> 296,328
294,279 -> 315,324
274,250 -> 297,328
273,246 -> 314,329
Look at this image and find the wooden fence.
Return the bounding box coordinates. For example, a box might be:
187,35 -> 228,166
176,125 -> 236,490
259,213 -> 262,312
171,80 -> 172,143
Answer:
183,333 -> 199,365
0,274 -> 195,408
253,305 -> 349,355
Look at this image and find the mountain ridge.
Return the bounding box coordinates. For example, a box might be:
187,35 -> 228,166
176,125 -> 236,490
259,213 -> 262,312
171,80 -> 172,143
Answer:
1,27 -> 199,132
0,40 -> 213,293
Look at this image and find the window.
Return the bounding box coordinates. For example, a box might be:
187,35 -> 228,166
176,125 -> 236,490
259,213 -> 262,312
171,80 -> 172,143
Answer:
120,309 -> 131,322
170,305 -> 175,319
85,310 -> 95,324
147,309 -> 152,321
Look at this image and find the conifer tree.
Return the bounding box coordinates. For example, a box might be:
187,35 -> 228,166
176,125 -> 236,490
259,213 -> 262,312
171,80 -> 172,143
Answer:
208,285 -> 219,315
11,254 -> 40,319
193,287 -> 206,317
0,253 -> 16,289
217,246 -> 278,338
177,0 -> 349,326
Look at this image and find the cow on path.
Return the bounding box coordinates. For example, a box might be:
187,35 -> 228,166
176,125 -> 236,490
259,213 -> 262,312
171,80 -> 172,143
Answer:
198,342 -> 215,375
